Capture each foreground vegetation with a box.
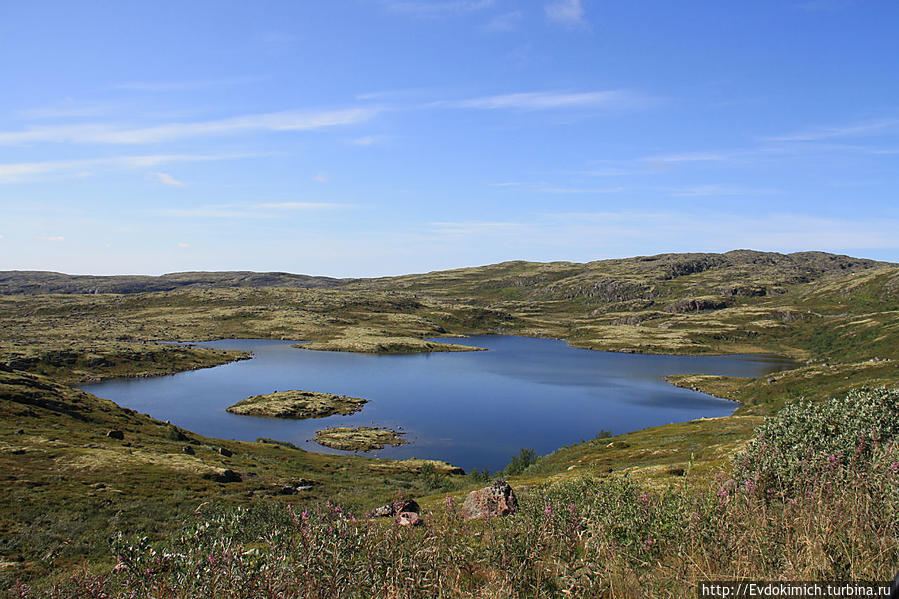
[2,250,899,595]
[11,388,898,598]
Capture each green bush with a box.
[734,386,899,494]
[505,447,538,476]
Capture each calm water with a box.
[79,336,794,472]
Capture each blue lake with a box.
[78,336,794,472]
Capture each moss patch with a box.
[314,427,409,452]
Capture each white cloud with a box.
[153,172,185,186]
[0,153,248,184]
[430,211,899,253]
[642,152,733,165]
[430,221,529,235]
[39,236,65,242]
[113,77,260,92]
[0,107,379,145]
[483,10,523,31]
[489,181,623,194]
[545,0,586,26]
[350,135,384,146]
[177,242,190,248]
[258,202,343,210]
[764,118,899,142]
[157,201,346,219]
[440,90,649,111]
[668,185,778,197]
[380,0,494,16]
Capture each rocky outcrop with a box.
[203,469,241,483]
[663,297,730,313]
[368,499,420,518]
[462,481,518,520]
[395,512,424,527]
[105,429,124,440]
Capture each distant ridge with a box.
[0,250,889,295]
[0,270,345,295]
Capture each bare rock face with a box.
[368,499,420,518]
[462,481,518,520]
[395,511,424,527]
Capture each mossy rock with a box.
[314,426,409,452]
[226,390,367,419]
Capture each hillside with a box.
[0,270,344,295]
[2,250,898,593]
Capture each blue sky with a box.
[1,0,897,276]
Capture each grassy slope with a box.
[2,250,899,586]
[0,369,464,585]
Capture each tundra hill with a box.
[0,270,344,295]
[2,250,899,590]
[346,250,885,301]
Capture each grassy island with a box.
[226,390,368,419]
[295,329,485,354]
[314,426,409,451]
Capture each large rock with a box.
[368,498,420,518]
[395,511,424,527]
[202,469,241,483]
[462,481,518,520]
[106,430,124,440]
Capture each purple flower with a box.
[717,488,729,500]
[890,461,899,474]
[544,506,552,516]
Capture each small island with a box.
[314,426,409,452]
[226,390,367,419]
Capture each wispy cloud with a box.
[38,236,65,242]
[153,172,185,186]
[438,90,651,111]
[483,10,523,32]
[545,0,586,27]
[430,221,529,235]
[113,77,260,92]
[177,242,190,249]
[157,201,347,219]
[350,135,383,146]
[380,0,494,17]
[668,184,778,197]
[0,153,248,184]
[642,152,733,165]
[489,181,623,194]
[764,118,899,142]
[258,201,343,210]
[0,107,379,145]
[430,211,899,252]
